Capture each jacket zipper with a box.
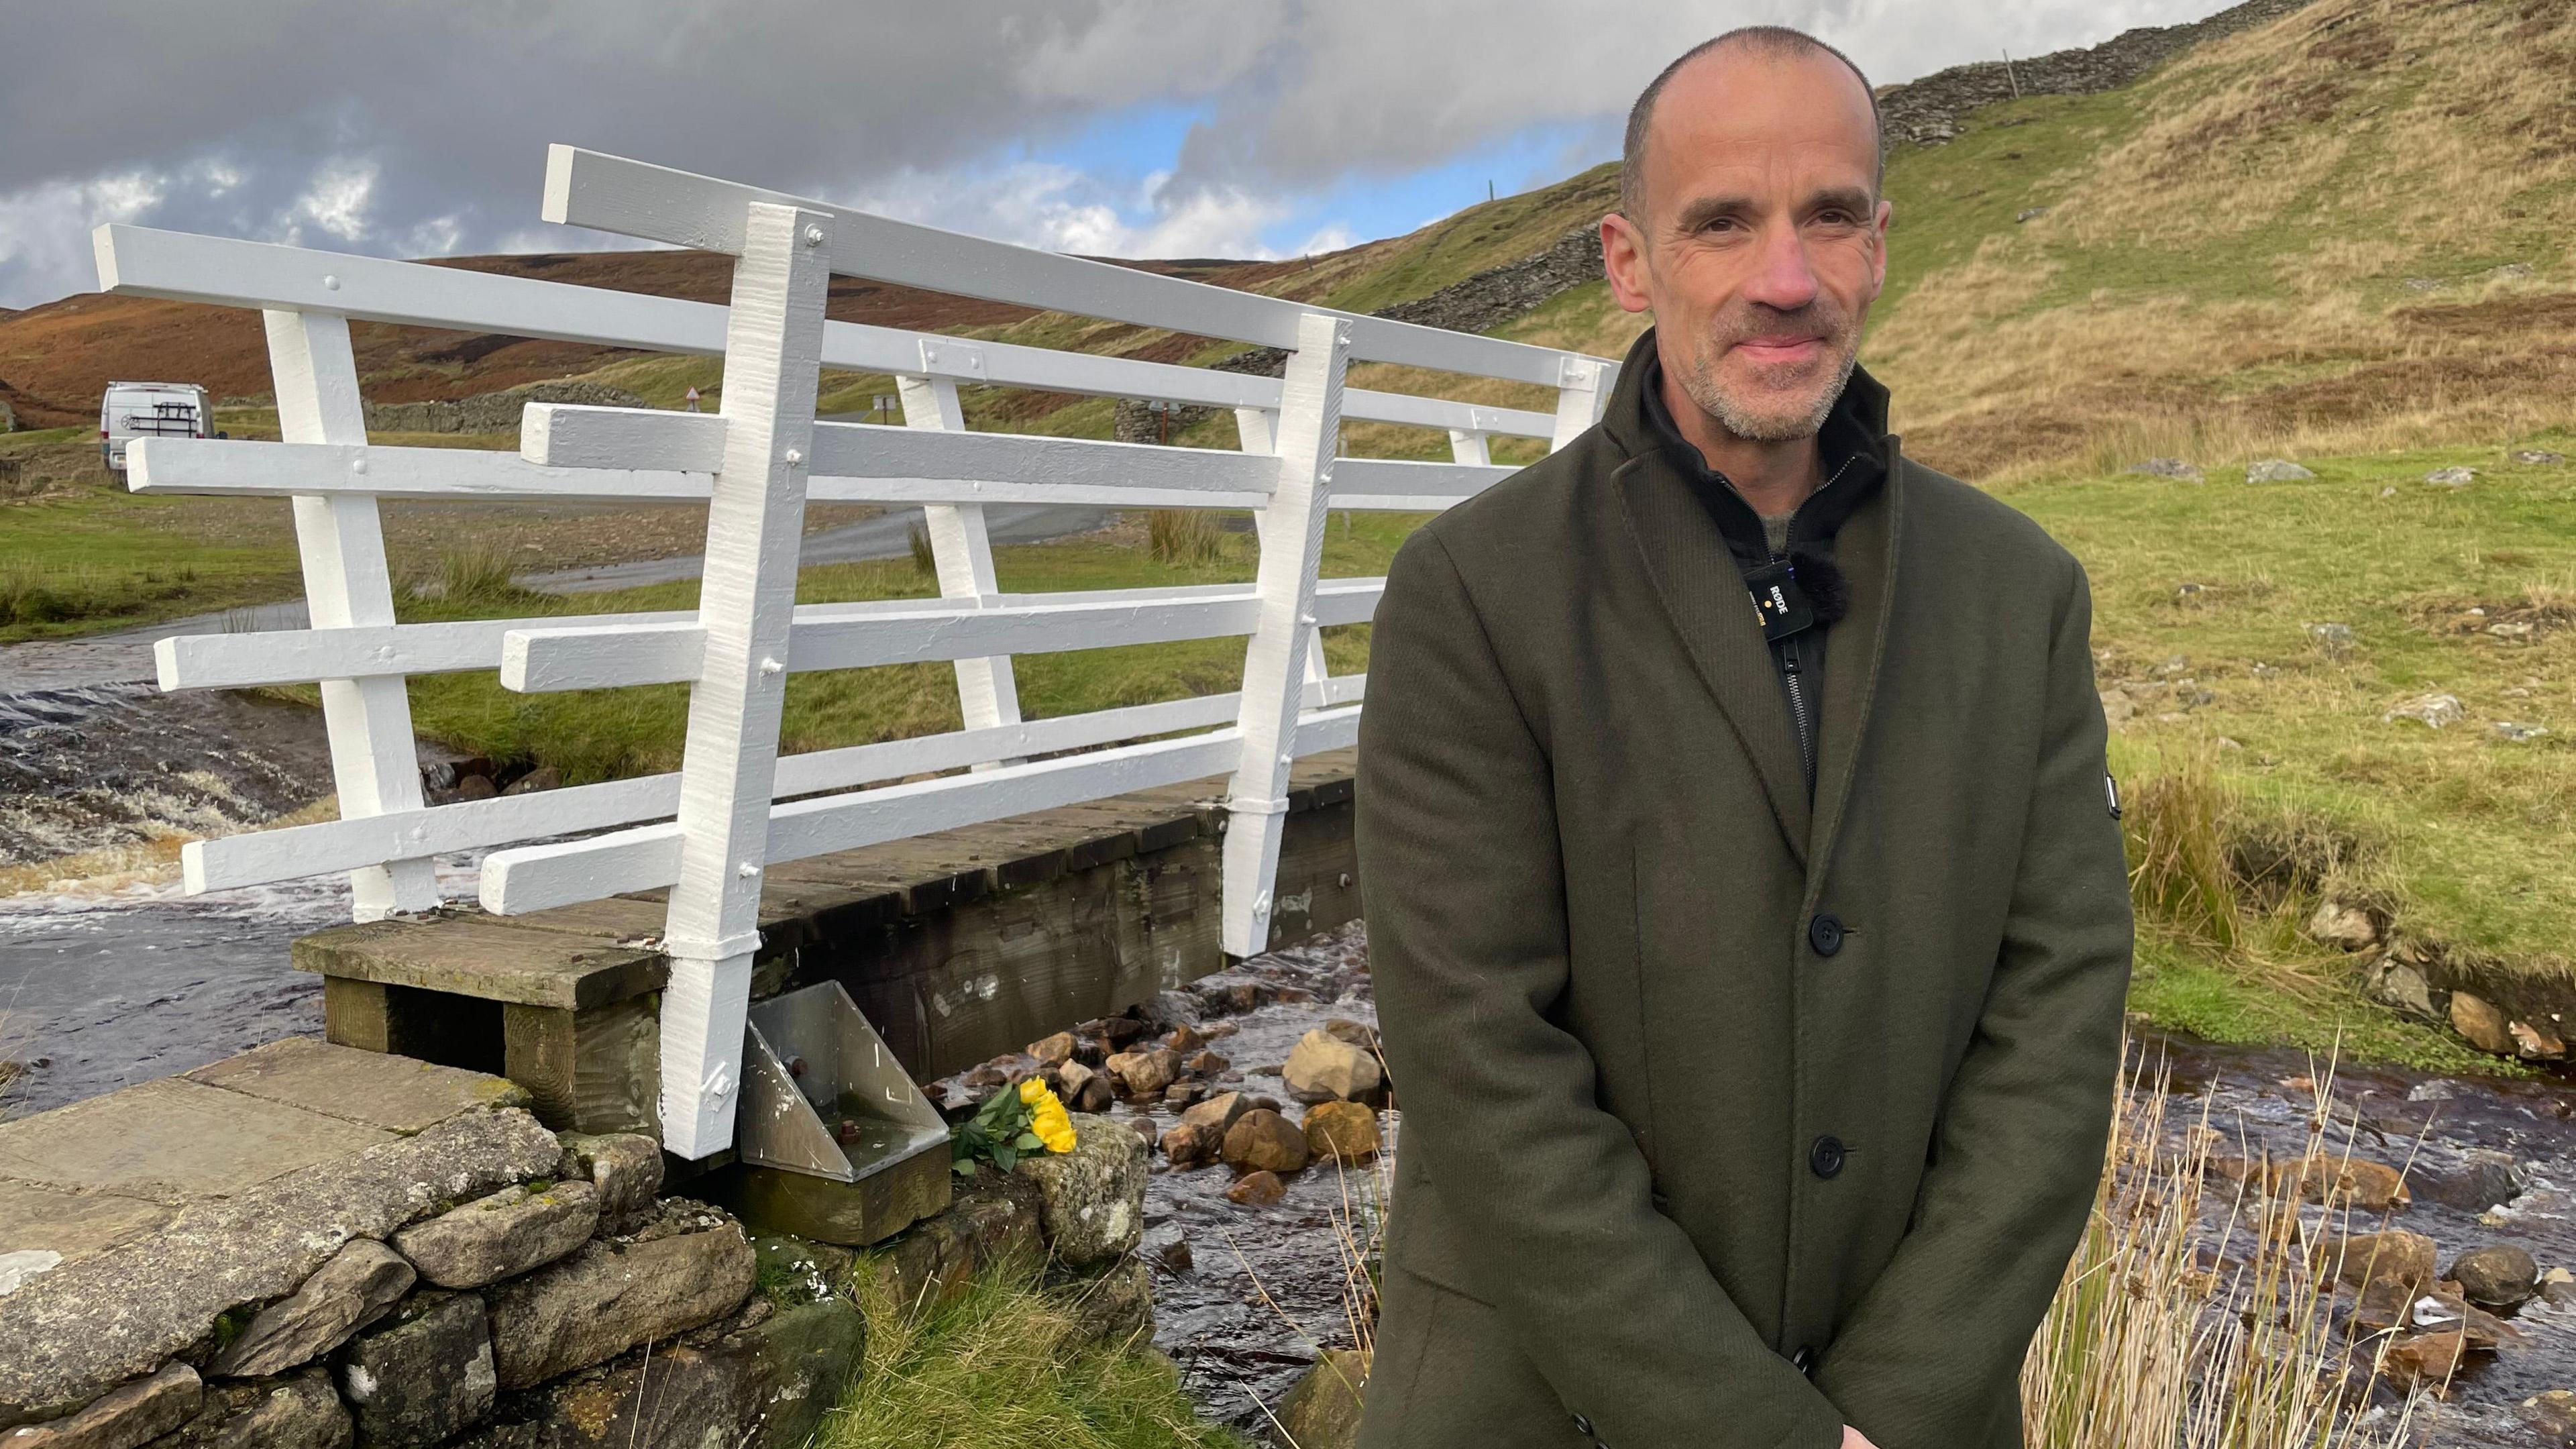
[1779,630,1815,795]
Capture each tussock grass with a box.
[1146,511,1230,568]
[820,1247,1250,1449]
[2023,1043,2429,1448]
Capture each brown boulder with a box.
[1302,1102,1381,1165]
[1028,1032,1077,1067]
[1186,1050,1230,1076]
[1282,1029,1381,1105]
[2449,1243,2539,1309]
[1166,1024,1205,1054]
[1179,1090,1252,1137]
[2324,1229,2438,1294]
[1227,1171,1287,1207]
[1222,1109,1309,1174]
[2450,991,2516,1055]
[2378,1330,2465,1395]
[1104,1049,1177,1099]
[1161,1122,1218,1171]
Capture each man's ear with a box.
[1602,211,1652,315]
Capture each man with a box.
[1351,26,2133,1449]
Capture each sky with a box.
[0,0,2237,311]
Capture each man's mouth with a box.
[1732,335,1825,364]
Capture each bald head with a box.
[1619,28,1883,223]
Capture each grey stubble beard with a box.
[1675,301,1862,443]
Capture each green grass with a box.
[2015,437,2576,983]
[0,486,301,640]
[822,1248,1251,1449]
[374,511,1413,783]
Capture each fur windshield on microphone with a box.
[1788,549,1849,625]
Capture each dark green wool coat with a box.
[1351,325,2134,1449]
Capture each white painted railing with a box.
[95,144,1617,1155]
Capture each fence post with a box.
[264,309,438,921]
[1220,314,1349,959]
[1236,405,1330,689]
[898,374,1024,770]
[658,201,833,1159]
[1550,356,1609,450]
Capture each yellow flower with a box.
[1032,1099,1076,1152]
[1018,1076,1049,1106]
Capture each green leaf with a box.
[1013,1130,1043,1151]
[994,1144,1019,1173]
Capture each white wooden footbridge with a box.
[94,145,1619,1158]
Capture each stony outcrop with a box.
[1874,0,2323,148]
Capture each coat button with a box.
[1570,1412,1594,1436]
[1788,1344,1815,1375]
[1807,912,1845,956]
[1810,1135,1846,1178]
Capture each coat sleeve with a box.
[1809,557,2135,1445]
[1356,527,1849,1449]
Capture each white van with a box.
[99,382,215,473]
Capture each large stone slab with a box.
[184,1038,530,1133]
[292,920,664,1012]
[0,1184,169,1269]
[0,1109,561,1428]
[0,1079,391,1202]
[484,1208,756,1389]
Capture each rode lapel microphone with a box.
[1743,551,1846,643]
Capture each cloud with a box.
[0,0,2241,307]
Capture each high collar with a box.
[1604,323,1892,562]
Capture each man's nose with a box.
[1742,219,1821,311]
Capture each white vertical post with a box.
[898,374,1023,770]
[1550,356,1609,450]
[1220,314,1350,959]
[264,309,438,921]
[1446,427,1491,467]
[1237,405,1329,688]
[659,201,833,1159]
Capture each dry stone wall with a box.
[0,1038,1156,1449]
[1876,0,2322,146]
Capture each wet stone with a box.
[2451,1244,2540,1310]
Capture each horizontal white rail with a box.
[500,576,1387,691]
[478,703,1361,915]
[182,676,1363,894]
[528,405,1279,499]
[543,147,1599,388]
[93,225,1566,438]
[126,434,1277,510]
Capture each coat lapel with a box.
[1803,443,1904,906]
[1614,449,1813,866]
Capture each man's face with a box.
[1603,48,1892,441]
